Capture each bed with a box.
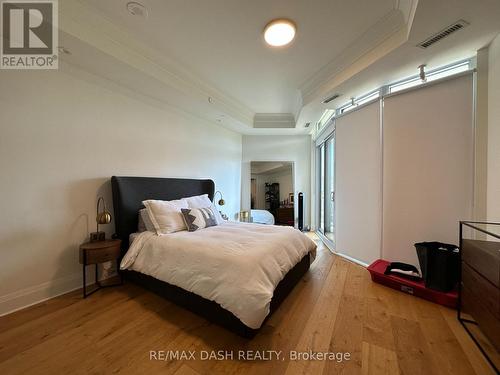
[111,176,315,337]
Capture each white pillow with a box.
[183,194,224,224]
[142,199,189,235]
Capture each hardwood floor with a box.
[0,236,496,375]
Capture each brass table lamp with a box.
[90,196,112,242]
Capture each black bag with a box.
[414,242,460,292]
[384,262,422,281]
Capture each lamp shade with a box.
[90,196,112,242]
[96,210,112,225]
[96,197,112,225]
[214,191,225,207]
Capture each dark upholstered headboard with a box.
[111,176,215,255]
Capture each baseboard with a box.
[335,252,369,268]
[315,230,369,268]
[0,272,82,317]
[0,267,117,317]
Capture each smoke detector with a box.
[127,2,148,18]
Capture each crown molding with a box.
[58,59,244,136]
[299,9,405,104]
[59,0,254,127]
[299,0,419,106]
[396,0,419,35]
[57,0,418,134]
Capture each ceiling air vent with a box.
[417,20,469,49]
[322,93,341,104]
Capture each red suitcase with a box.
[367,259,458,309]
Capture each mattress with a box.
[121,222,316,329]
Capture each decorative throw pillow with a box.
[183,194,224,224]
[137,208,155,232]
[142,199,189,235]
[181,207,218,232]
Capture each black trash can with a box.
[414,242,460,292]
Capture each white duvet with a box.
[121,222,316,329]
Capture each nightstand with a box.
[79,239,122,298]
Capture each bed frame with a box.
[111,176,311,337]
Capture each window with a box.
[355,91,380,106]
[389,60,471,94]
[338,90,380,114]
[311,59,473,136]
[388,77,422,94]
[338,102,355,114]
[426,61,470,82]
[316,109,335,132]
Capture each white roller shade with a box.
[382,73,474,267]
[336,101,382,265]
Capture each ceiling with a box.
[311,0,500,114]
[56,0,500,135]
[85,0,395,116]
[251,162,293,176]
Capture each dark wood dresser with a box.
[276,207,294,226]
[461,239,500,351]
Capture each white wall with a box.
[488,34,500,221]
[0,67,242,315]
[242,136,311,228]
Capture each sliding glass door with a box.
[319,144,325,234]
[317,132,335,247]
[324,136,335,243]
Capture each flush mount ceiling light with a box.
[264,19,296,47]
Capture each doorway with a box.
[250,161,295,226]
[317,133,335,245]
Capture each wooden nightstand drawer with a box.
[79,239,121,265]
[79,239,122,298]
[81,245,120,264]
